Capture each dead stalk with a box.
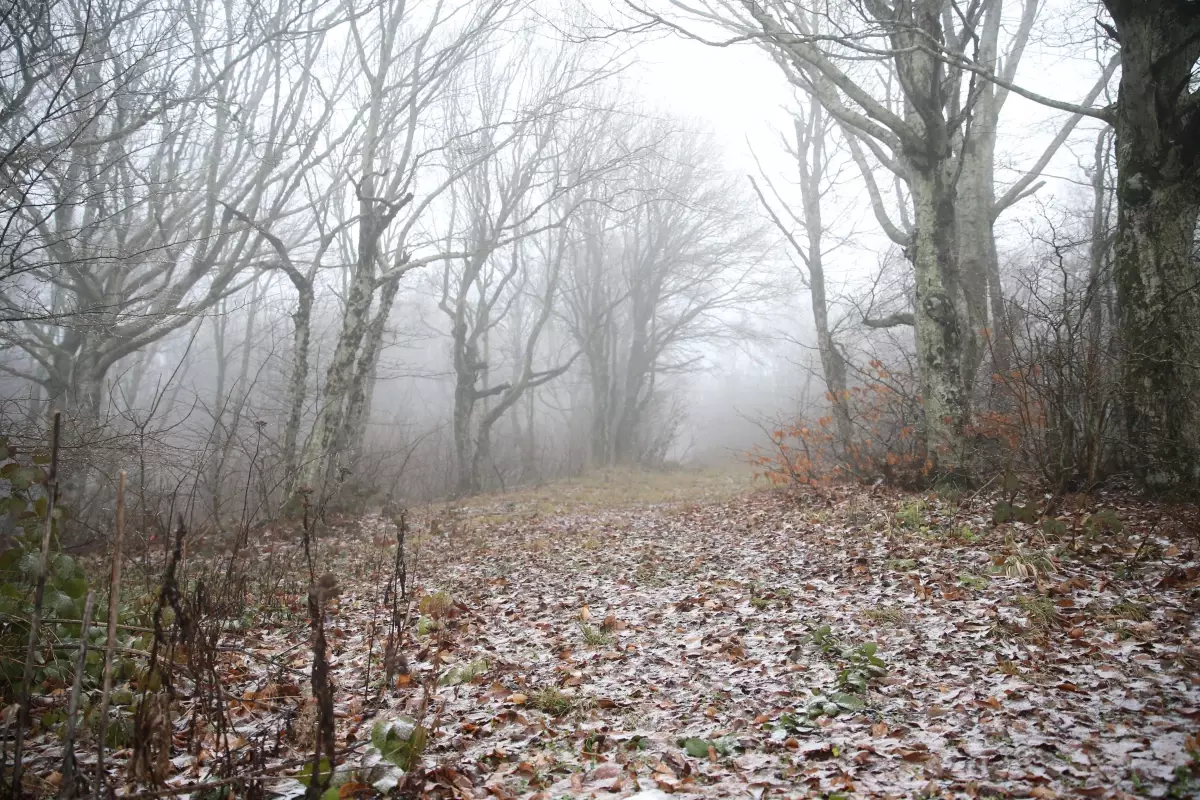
[383,511,408,691]
[94,471,126,800]
[61,591,97,799]
[304,582,336,800]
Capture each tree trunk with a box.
[1105,0,1200,491]
[341,275,401,460]
[792,110,853,451]
[909,162,970,476]
[305,248,375,489]
[956,134,995,388]
[283,284,314,482]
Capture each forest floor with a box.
[18,467,1200,799]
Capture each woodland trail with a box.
[25,471,1198,799]
[362,474,1200,799]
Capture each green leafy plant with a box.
[370,716,427,772]
[836,642,886,694]
[438,657,488,687]
[801,624,887,700]
[0,437,95,696]
[805,623,839,656]
[680,736,737,759]
[895,500,926,529]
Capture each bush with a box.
[748,360,929,487]
[0,435,96,697]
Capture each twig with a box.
[60,591,96,799]
[212,646,309,677]
[95,470,126,800]
[304,581,335,800]
[12,410,61,800]
[40,618,150,634]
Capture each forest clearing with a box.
[10,468,1199,800]
[3,0,1200,796]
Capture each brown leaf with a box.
[588,763,623,783]
[899,747,931,762]
[600,614,626,632]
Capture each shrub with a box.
[0,435,95,697]
[748,360,928,487]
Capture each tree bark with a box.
[341,274,401,460]
[909,160,970,476]
[283,283,314,481]
[1104,0,1200,490]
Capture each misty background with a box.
[0,0,1142,532]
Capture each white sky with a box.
[606,0,1114,284]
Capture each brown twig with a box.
[60,591,96,799]
[304,580,335,800]
[94,470,126,800]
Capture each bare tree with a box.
[301,0,520,493]
[0,0,342,429]
[750,94,853,450]
[564,122,769,466]
[632,0,1120,477]
[436,46,621,495]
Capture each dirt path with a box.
[395,481,1200,799]
[34,471,1193,799]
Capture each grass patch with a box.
[439,465,755,523]
[895,500,927,529]
[578,623,613,648]
[958,572,990,590]
[529,687,576,716]
[991,548,1056,580]
[1109,599,1150,621]
[948,525,983,544]
[1015,594,1058,630]
[863,605,904,624]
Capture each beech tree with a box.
[564,123,769,467]
[634,0,1118,477]
[1100,0,1200,490]
[750,95,853,450]
[0,0,340,426]
[300,0,518,492]
[436,47,607,495]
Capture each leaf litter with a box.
[17,475,1200,799]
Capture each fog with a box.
[3,0,1172,529]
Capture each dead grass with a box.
[436,464,755,523]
